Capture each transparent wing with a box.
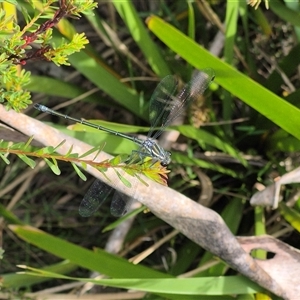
[150,68,215,140]
[79,180,112,217]
[110,192,132,217]
[80,176,138,218]
[148,75,178,135]
[110,175,139,217]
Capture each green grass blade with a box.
[224,1,239,64]
[112,0,171,77]
[171,152,238,178]
[17,267,265,296]
[187,1,195,40]
[50,32,145,119]
[9,225,172,279]
[270,0,300,27]
[266,129,300,152]
[27,76,102,103]
[222,0,239,132]
[0,203,24,225]
[147,16,300,140]
[2,261,77,288]
[279,202,300,232]
[67,50,142,117]
[252,7,272,37]
[253,206,267,260]
[174,125,247,166]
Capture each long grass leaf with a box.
[147,16,300,140]
[9,225,172,279]
[112,0,171,77]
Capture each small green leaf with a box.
[97,166,108,173]
[44,158,61,175]
[9,142,26,150]
[24,136,34,149]
[43,146,55,154]
[67,153,79,158]
[122,167,135,177]
[99,170,111,182]
[17,154,36,168]
[109,155,122,166]
[78,144,104,159]
[71,163,87,181]
[65,145,74,157]
[120,154,130,162]
[103,206,146,232]
[53,140,66,152]
[0,152,10,164]
[114,170,131,188]
[80,161,87,170]
[134,173,148,186]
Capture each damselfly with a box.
[34,68,215,217]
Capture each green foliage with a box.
[0,139,168,186]
[0,0,97,111]
[147,15,300,140]
[1,1,300,298]
[7,225,266,297]
[0,0,18,4]
[0,247,4,260]
[44,31,89,66]
[0,64,32,111]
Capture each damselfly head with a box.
[161,151,171,166]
